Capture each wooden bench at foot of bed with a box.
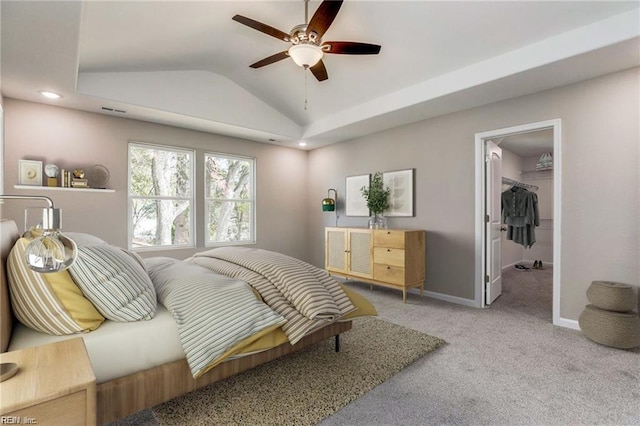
[97,320,352,425]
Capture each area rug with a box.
[152,317,445,425]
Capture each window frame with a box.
[127,141,196,251]
[204,151,256,247]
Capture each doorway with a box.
[474,119,564,326]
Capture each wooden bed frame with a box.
[0,220,352,424]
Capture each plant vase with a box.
[368,213,387,229]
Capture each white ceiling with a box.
[1,1,639,150]
[497,129,553,158]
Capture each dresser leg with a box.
[403,289,407,303]
[335,334,340,352]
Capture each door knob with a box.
[500,226,507,232]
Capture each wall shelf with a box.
[14,185,115,193]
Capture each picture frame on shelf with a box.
[18,160,43,186]
[383,168,415,217]
[345,174,370,216]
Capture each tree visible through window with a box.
[129,143,194,249]
[205,153,255,245]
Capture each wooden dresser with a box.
[325,227,425,302]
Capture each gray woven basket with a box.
[579,304,640,349]
[586,281,636,312]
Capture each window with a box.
[205,153,255,245]
[128,143,194,250]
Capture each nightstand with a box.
[0,338,96,426]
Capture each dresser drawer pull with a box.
[387,266,391,270]
[387,249,391,252]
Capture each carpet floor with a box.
[112,266,640,425]
[111,317,444,426]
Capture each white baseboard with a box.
[523,259,553,267]
[555,317,580,330]
[408,287,478,307]
[502,260,554,270]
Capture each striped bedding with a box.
[145,257,286,378]
[187,247,356,344]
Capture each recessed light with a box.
[38,91,62,100]
[298,141,307,147]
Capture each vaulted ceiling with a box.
[1,1,639,150]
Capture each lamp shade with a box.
[322,198,336,211]
[24,230,77,273]
[288,44,323,68]
[0,196,78,273]
[322,188,337,212]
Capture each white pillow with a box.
[69,245,157,322]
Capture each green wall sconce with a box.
[322,189,337,211]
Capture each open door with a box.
[485,140,502,304]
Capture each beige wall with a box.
[521,155,554,265]
[3,68,638,322]
[308,67,639,321]
[3,98,309,260]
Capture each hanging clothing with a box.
[501,186,539,248]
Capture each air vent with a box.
[101,107,127,114]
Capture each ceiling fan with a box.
[232,0,381,82]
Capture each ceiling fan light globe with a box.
[288,44,323,68]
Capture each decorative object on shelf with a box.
[361,171,390,229]
[345,174,370,217]
[89,164,110,189]
[536,152,553,170]
[383,168,415,217]
[60,169,73,187]
[322,188,337,211]
[44,163,60,187]
[70,169,88,188]
[18,159,43,186]
[0,194,77,273]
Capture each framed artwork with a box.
[345,174,370,216]
[383,168,415,217]
[18,159,43,186]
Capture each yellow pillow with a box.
[7,238,104,335]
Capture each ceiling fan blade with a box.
[307,0,343,39]
[232,15,290,42]
[310,60,328,82]
[250,51,290,68]
[322,41,381,55]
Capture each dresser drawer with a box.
[373,247,405,267]
[374,264,406,285]
[7,390,87,425]
[373,230,405,249]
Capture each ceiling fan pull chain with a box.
[304,68,309,110]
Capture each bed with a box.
[0,219,375,424]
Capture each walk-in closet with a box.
[495,129,554,321]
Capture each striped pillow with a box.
[69,245,157,322]
[7,238,105,335]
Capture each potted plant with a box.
[361,172,391,228]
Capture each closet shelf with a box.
[14,185,115,193]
